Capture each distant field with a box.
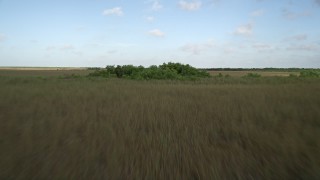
[0,67,87,71]
[0,67,300,77]
[208,70,299,77]
[0,68,92,77]
[0,71,319,179]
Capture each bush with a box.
[115,65,123,78]
[159,62,210,78]
[88,70,110,78]
[299,71,320,78]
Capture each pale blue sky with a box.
[0,0,319,68]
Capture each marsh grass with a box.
[0,75,320,179]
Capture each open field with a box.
[0,68,300,78]
[0,72,320,179]
[0,69,92,77]
[0,67,87,71]
[208,70,299,77]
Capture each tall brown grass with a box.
[0,76,319,179]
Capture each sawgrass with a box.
[0,75,319,179]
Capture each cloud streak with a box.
[146,16,155,22]
[282,9,310,20]
[181,40,214,55]
[286,44,318,51]
[150,0,163,11]
[233,23,253,37]
[60,44,74,51]
[148,29,165,37]
[252,43,271,49]
[179,0,202,11]
[285,34,308,41]
[102,7,123,16]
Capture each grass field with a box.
[0,68,92,77]
[0,70,320,179]
[208,70,299,77]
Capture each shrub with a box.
[115,65,124,78]
[88,70,110,78]
[299,71,320,78]
[88,62,210,80]
[159,62,210,78]
[105,65,115,74]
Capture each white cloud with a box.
[0,33,6,42]
[250,9,265,17]
[179,0,202,11]
[252,43,275,52]
[252,43,271,49]
[181,40,214,55]
[151,0,163,11]
[102,7,123,16]
[282,9,310,20]
[233,23,253,37]
[285,34,308,41]
[148,29,165,37]
[60,44,74,50]
[286,44,318,51]
[146,16,155,22]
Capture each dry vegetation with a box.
[208,70,299,77]
[0,69,92,77]
[0,71,320,179]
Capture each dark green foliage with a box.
[300,70,320,78]
[105,65,116,74]
[115,65,124,78]
[88,62,211,80]
[87,67,101,70]
[137,66,178,80]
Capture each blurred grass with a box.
[208,70,300,77]
[0,75,320,179]
[0,69,93,77]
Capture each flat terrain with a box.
[0,67,87,71]
[0,70,319,179]
[0,68,91,77]
[208,70,299,77]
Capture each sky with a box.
[0,0,320,68]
